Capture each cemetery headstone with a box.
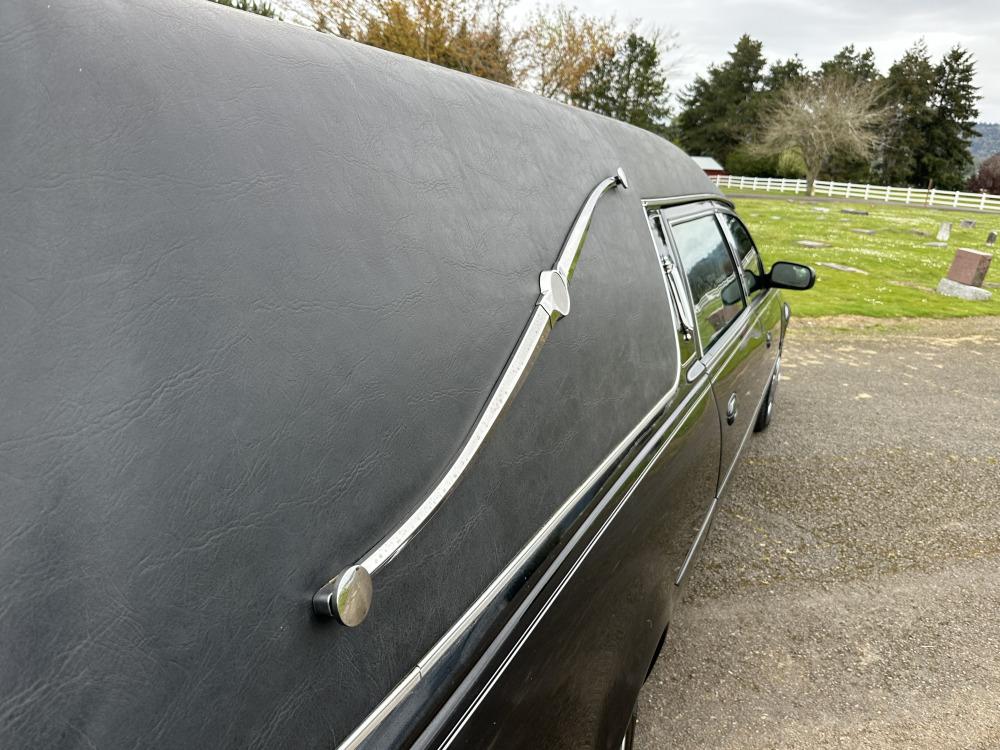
[946,248,993,287]
[937,278,992,301]
[988,231,997,247]
[841,209,869,216]
[960,219,977,229]
[936,222,952,242]
[816,262,868,275]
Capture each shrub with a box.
[967,153,1000,195]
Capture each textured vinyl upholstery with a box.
[0,1,720,746]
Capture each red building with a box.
[691,156,727,177]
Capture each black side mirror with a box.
[767,261,816,291]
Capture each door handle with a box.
[766,331,773,348]
[726,394,737,425]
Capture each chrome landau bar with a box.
[313,168,629,627]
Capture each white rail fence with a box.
[711,174,1000,213]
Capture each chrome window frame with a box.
[641,195,733,364]
[658,209,749,359]
[645,211,698,363]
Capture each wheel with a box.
[754,355,780,432]
[620,705,637,750]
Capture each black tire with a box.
[754,355,780,433]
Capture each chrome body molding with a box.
[314,170,629,626]
[675,495,718,585]
[440,375,712,748]
[336,669,421,750]
[334,375,686,750]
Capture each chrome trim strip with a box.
[333,381,682,750]
[359,171,627,574]
[336,668,421,750]
[641,193,734,210]
[314,171,628,625]
[359,306,551,576]
[675,495,718,585]
[440,377,712,748]
[332,179,700,746]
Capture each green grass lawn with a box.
[733,197,1000,318]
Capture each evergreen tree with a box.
[819,45,879,83]
[673,35,768,165]
[878,41,936,185]
[765,57,806,91]
[922,46,980,189]
[571,33,671,135]
[211,0,276,17]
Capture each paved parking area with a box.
[637,317,1000,750]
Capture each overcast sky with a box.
[572,0,999,121]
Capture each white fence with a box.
[711,174,1000,214]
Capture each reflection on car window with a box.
[671,215,746,351]
[723,214,765,301]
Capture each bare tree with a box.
[757,75,887,195]
[310,0,523,86]
[520,4,619,101]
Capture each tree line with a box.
[675,37,981,192]
[306,0,673,134]
[212,1,989,194]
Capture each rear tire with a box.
[754,356,780,433]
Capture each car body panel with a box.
[0,2,798,748]
[413,378,721,750]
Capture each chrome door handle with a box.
[313,169,630,626]
[686,359,706,383]
[726,394,737,425]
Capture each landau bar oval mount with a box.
[313,168,630,626]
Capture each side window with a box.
[722,214,765,302]
[671,215,746,351]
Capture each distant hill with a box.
[972,123,1000,162]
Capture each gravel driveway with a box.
[637,316,1000,750]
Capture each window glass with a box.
[671,215,746,351]
[722,214,765,301]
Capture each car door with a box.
[408,205,723,750]
[666,209,769,493]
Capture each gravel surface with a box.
[637,316,1000,750]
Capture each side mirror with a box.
[767,261,816,291]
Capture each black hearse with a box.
[0,1,814,748]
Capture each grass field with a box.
[732,196,1000,318]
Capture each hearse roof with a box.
[2,1,720,742]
